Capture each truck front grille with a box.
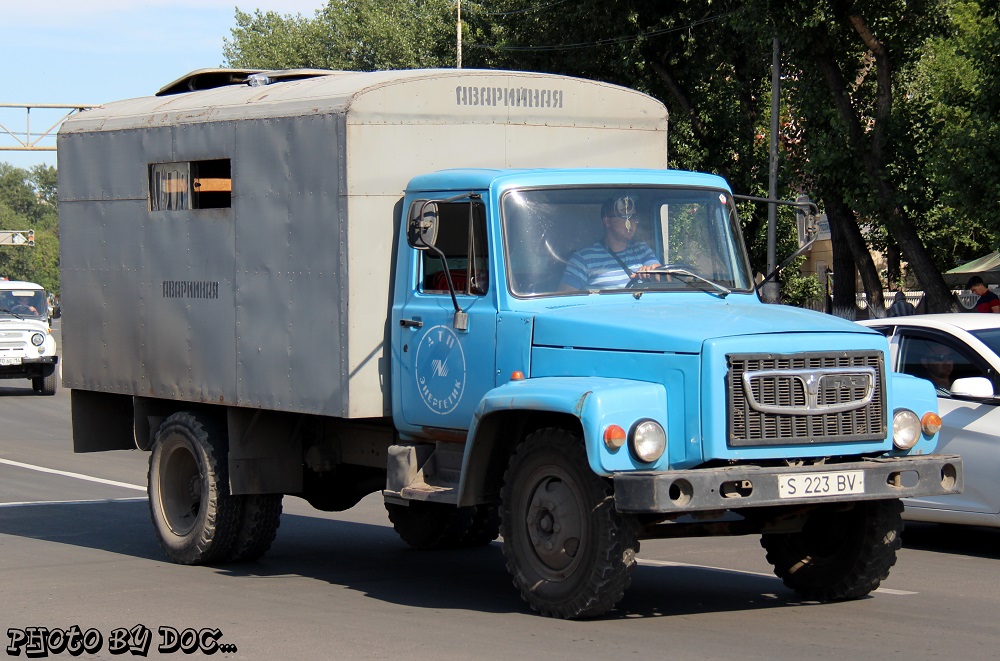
[727,351,886,446]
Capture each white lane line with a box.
[0,458,146,492]
[638,558,918,595]
[0,497,147,508]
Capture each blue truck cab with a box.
[387,167,960,617]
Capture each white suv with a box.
[0,281,59,395]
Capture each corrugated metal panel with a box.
[234,113,347,416]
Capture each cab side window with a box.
[897,335,985,396]
[418,201,489,296]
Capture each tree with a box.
[224,1,458,71]
[769,0,962,312]
[0,163,60,293]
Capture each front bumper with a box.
[0,355,58,379]
[613,454,962,513]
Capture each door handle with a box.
[399,318,423,329]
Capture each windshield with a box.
[0,289,48,320]
[970,328,1000,360]
[501,186,753,296]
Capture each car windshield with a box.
[501,186,753,297]
[0,290,48,320]
[969,328,1000,360]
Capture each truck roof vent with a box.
[156,68,337,97]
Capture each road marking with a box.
[0,497,146,508]
[0,458,146,492]
[637,558,918,595]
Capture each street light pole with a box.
[763,37,781,303]
[457,0,462,69]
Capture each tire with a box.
[500,428,639,619]
[462,503,501,548]
[228,494,283,562]
[760,499,903,601]
[34,365,56,395]
[386,501,476,550]
[147,412,242,565]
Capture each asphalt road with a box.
[1,361,998,659]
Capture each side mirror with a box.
[407,201,439,250]
[950,376,994,399]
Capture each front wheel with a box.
[760,499,903,601]
[147,412,242,564]
[501,428,639,619]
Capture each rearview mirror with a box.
[407,201,439,250]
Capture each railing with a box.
[799,291,977,316]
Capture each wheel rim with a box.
[521,466,586,579]
[158,440,203,536]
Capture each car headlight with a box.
[629,419,666,463]
[30,333,45,347]
[892,409,921,450]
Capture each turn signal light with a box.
[603,424,626,450]
[921,412,942,436]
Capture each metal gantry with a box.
[0,104,93,151]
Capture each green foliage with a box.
[780,257,823,306]
[224,1,458,70]
[0,163,59,294]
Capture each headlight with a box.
[30,333,44,346]
[629,419,666,463]
[892,409,921,450]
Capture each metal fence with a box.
[799,291,977,317]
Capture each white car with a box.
[859,313,1000,527]
[0,280,59,395]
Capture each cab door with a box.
[395,197,497,431]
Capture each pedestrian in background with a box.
[967,276,1000,313]
[888,290,916,317]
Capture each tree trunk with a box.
[825,194,885,318]
[811,13,958,313]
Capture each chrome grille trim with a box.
[742,366,876,415]
[728,351,887,447]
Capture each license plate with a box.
[0,357,21,366]
[778,470,865,499]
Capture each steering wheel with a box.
[9,304,35,315]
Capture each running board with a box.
[383,443,461,505]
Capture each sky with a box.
[1,0,326,170]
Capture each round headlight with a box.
[892,409,921,450]
[629,419,666,463]
[30,333,45,347]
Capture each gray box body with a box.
[58,69,669,419]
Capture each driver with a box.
[3,293,40,315]
[559,196,662,290]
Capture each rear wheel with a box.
[228,494,283,562]
[147,412,241,564]
[501,428,639,619]
[760,499,903,601]
[386,501,489,549]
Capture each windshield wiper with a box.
[632,267,732,297]
[0,307,24,320]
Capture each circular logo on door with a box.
[414,325,466,415]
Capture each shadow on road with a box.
[902,521,1000,560]
[0,499,837,620]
